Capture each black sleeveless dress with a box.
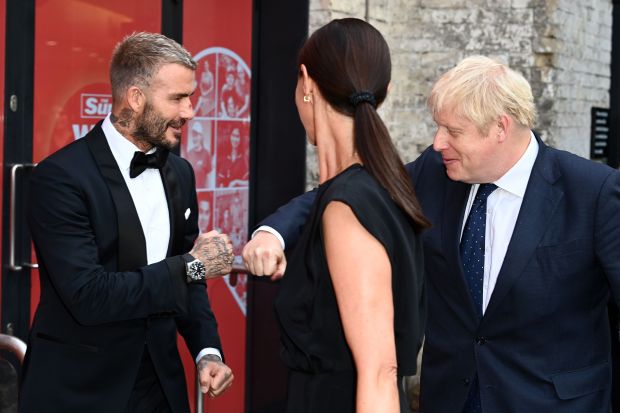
[275,164,426,412]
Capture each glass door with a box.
[30,0,161,322]
[1,2,254,410]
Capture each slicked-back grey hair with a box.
[110,32,196,104]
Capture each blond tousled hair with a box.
[428,55,536,133]
[110,32,196,104]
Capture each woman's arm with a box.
[323,201,399,413]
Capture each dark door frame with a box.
[162,0,183,45]
[162,0,183,157]
[246,1,309,412]
[1,0,35,347]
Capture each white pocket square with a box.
[184,208,191,220]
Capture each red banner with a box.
[183,1,253,412]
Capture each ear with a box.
[126,86,145,113]
[299,64,313,96]
[496,114,511,143]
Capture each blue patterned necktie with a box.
[460,183,497,413]
[460,183,497,317]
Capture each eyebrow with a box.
[435,120,463,133]
[170,90,195,99]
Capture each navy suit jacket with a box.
[20,123,222,413]
[262,137,620,412]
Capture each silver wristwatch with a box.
[183,254,206,283]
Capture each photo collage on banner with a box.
[182,47,250,313]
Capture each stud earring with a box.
[303,94,312,103]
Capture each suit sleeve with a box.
[174,159,223,357]
[28,159,188,326]
[405,144,432,187]
[258,189,318,250]
[595,169,620,305]
[261,146,431,252]
[175,281,223,359]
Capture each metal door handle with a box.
[0,333,27,364]
[195,374,203,413]
[9,163,38,271]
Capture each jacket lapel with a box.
[84,122,148,270]
[442,178,481,318]
[160,161,184,257]
[484,139,563,318]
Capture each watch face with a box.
[188,260,206,280]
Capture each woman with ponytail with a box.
[272,18,429,412]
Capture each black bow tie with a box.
[129,149,169,178]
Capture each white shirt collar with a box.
[493,131,539,198]
[102,114,156,175]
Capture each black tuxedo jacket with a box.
[262,137,620,412]
[19,123,221,413]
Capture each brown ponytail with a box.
[299,18,429,231]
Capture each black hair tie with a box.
[349,91,376,108]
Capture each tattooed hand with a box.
[197,354,234,397]
[190,230,234,278]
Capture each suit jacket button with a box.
[463,378,470,386]
[476,336,487,345]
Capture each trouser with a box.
[125,347,172,413]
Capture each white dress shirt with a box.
[102,115,170,264]
[460,132,539,314]
[102,114,220,363]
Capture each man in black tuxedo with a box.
[243,56,620,412]
[20,32,234,412]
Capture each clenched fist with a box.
[242,231,286,280]
[190,230,234,278]
[197,354,234,398]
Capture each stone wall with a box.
[539,0,612,154]
[305,0,613,188]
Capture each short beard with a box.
[133,102,185,150]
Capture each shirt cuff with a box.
[195,347,222,364]
[252,225,285,250]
